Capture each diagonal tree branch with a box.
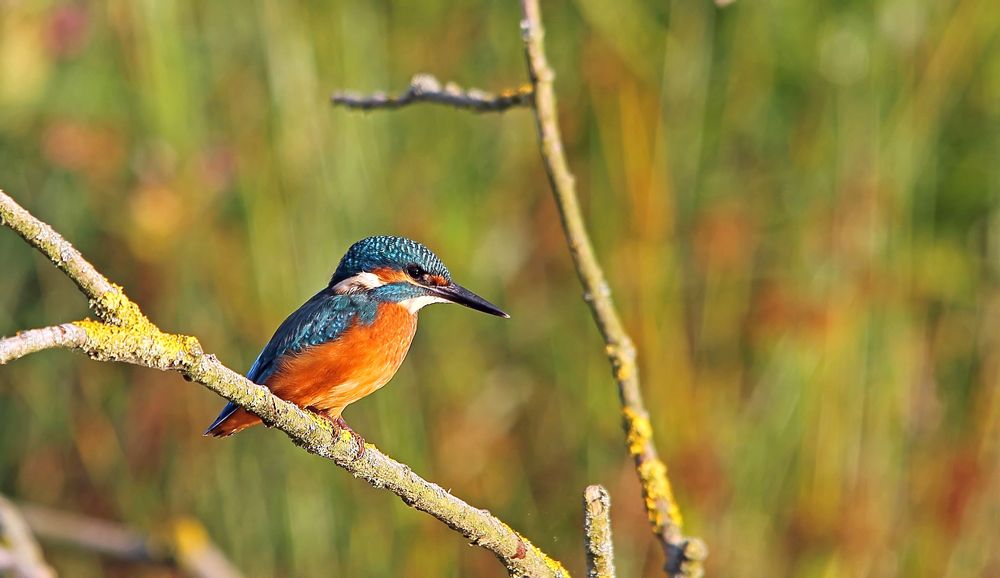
[0,189,568,578]
[0,194,113,308]
[331,74,532,112]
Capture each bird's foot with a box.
[332,416,366,459]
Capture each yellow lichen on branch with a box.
[542,549,571,576]
[605,342,635,382]
[0,189,570,578]
[583,485,616,578]
[637,459,682,532]
[623,407,653,457]
[624,407,684,532]
[71,318,202,370]
[89,284,156,328]
[518,1,703,574]
[333,4,707,573]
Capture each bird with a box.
[203,235,508,453]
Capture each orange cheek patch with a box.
[372,267,410,284]
[426,274,448,286]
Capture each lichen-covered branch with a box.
[583,486,616,578]
[0,190,568,578]
[0,496,55,578]
[0,324,88,365]
[517,2,705,575]
[0,193,113,309]
[17,503,243,578]
[332,74,532,112]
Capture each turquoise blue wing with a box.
[204,289,377,434]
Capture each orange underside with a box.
[211,302,417,436]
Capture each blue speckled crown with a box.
[330,236,450,285]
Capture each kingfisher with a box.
[204,235,508,450]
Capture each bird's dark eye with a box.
[406,265,424,280]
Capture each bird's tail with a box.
[203,401,262,437]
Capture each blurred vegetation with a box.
[1,0,998,576]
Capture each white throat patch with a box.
[398,294,449,314]
[332,272,385,294]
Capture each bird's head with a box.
[329,235,508,318]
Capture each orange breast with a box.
[265,303,418,417]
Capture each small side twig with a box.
[583,486,616,578]
[0,496,56,578]
[18,504,242,578]
[0,325,88,365]
[332,74,532,112]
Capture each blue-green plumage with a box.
[204,235,507,438]
[331,236,450,286]
[205,289,376,433]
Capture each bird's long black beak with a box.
[433,282,509,318]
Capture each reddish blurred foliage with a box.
[197,146,237,195]
[42,120,126,184]
[128,183,183,242]
[17,446,68,503]
[123,381,172,476]
[835,485,886,559]
[45,4,90,59]
[939,448,983,533]
[784,498,836,559]
[693,203,757,274]
[750,283,831,341]
[672,443,728,514]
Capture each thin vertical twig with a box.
[518,2,706,575]
[329,5,708,574]
[583,486,616,578]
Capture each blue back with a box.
[207,289,379,432]
[206,236,446,433]
[246,290,377,384]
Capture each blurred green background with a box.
[1,0,998,576]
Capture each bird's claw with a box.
[333,416,366,459]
